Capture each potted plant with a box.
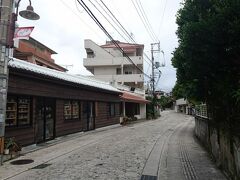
[4,138,21,154]
[4,138,12,154]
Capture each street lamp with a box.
[16,0,40,20]
[0,0,39,165]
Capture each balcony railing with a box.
[83,56,143,67]
[195,104,208,118]
[92,74,144,83]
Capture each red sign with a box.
[14,26,34,39]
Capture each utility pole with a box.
[0,0,39,164]
[151,42,160,118]
[0,0,13,164]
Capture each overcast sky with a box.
[18,0,183,92]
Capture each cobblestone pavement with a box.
[0,111,226,180]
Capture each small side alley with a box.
[0,111,226,180]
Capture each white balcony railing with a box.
[92,74,144,83]
[83,56,143,67]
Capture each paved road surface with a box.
[0,111,226,180]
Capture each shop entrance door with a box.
[82,101,95,131]
[36,98,55,143]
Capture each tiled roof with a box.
[8,58,120,93]
[101,41,144,49]
[120,91,149,104]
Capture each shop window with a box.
[6,96,31,127]
[64,100,80,120]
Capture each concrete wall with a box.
[176,98,187,105]
[140,104,146,119]
[94,66,117,75]
[92,74,144,83]
[84,39,113,59]
[195,116,240,179]
[83,39,144,87]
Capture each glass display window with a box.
[6,96,31,127]
[72,101,79,119]
[64,100,80,120]
[18,97,30,125]
[6,97,17,126]
[64,101,72,120]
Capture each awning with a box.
[120,91,150,104]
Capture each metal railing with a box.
[195,104,208,118]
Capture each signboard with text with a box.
[14,26,34,39]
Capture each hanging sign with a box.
[14,26,34,39]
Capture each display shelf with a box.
[6,100,17,126]
[18,98,30,125]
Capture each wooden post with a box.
[0,137,4,165]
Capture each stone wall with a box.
[195,116,240,179]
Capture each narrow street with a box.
[0,111,226,180]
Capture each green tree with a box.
[158,96,173,109]
[172,0,240,128]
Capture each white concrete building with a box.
[175,98,193,115]
[113,83,148,119]
[83,39,144,89]
[83,40,148,119]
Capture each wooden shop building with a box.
[5,58,121,146]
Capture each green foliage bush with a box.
[172,0,240,129]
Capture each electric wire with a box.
[135,0,159,42]
[94,0,131,42]
[99,0,135,42]
[131,0,156,42]
[97,0,156,71]
[98,0,163,87]
[79,0,159,80]
[158,0,168,37]
[74,0,84,13]
[89,0,153,79]
[59,0,105,41]
[87,0,129,43]
[76,0,151,79]
[130,0,162,79]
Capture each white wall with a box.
[84,56,143,67]
[84,39,113,59]
[105,48,122,57]
[140,104,146,119]
[93,74,144,83]
[176,98,187,105]
[94,66,117,75]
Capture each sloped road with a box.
[156,115,226,180]
[0,111,226,180]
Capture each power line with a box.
[135,0,159,42]
[88,0,150,67]
[76,0,151,79]
[158,0,168,37]
[98,0,134,42]
[59,0,105,41]
[97,0,156,71]
[88,0,153,78]
[80,0,160,80]
[97,0,164,86]
[87,0,128,43]
[131,0,156,42]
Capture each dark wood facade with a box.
[5,68,121,146]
